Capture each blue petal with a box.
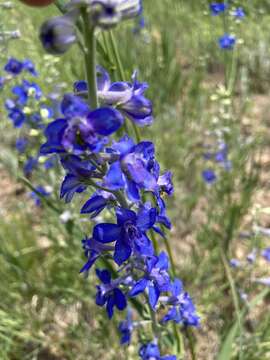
[171,278,183,297]
[156,251,169,271]
[104,161,125,190]
[40,119,67,154]
[114,288,127,311]
[60,174,86,203]
[136,205,157,232]
[79,252,99,273]
[61,93,90,118]
[113,238,132,265]
[116,207,137,226]
[126,179,140,202]
[96,269,111,284]
[129,278,148,297]
[81,195,108,216]
[148,283,160,310]
[88,107,124,136]
[93,223,121,243]
[106,296,115,319]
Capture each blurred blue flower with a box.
[139,342,176,360]
[202,169,217,184]
[219,34,236,50]
[262,248,270,262]
[15,137,28,153]
[210,2,228,16]
[233,7,245,19]
[95,269,127,318]
[30,185,51,207]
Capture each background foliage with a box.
[1,0,270,359]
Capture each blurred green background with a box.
[1,0,270,359]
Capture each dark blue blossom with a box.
[40,94,124,155]
[23,156,38,176]
[60,174,87,203]
[104,136,158,201]
[139,342,176,360]
[75,67,153,127]
[210,2,228,16]
[262,248,270,262]
[129,251,171,310]
[15,137,28,153]
[93,205,156,265]
[162,279,200,327]
[118,308,133,345]
[40,15,77,55]
[80,237,114,274]
[219,34,236,50]
[23,59,38,76]
[233,7,245,19]
[202,169,216,184]
[8,108,25,127]
[4,58,24,75]
[95,269,127,318]
[81,190,115,218]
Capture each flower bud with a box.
[40,16,77,55]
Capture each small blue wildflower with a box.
[95,269,127,319]
[4,58,24,75]
[81,190,115,218]
[29,185,51,207]
[219,34,236,50]
[233,7,245,19]
[40,15,77,55]
[247,248,257,264]
[230,258,240,268]
[210,2,228,16]
[118,308,133,345]
[262,248,270,262]
[93,205,155,265]
[129,251,171,310]
[23,156,38,176]
[75,67,153,127]
[8,108,25,128]
[23,59,38,76]
[139,342,176,360]
[15,137,28,153]
[162,279,200,327]
[80,237,114,274]
[202,169,217,184]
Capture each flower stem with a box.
[81,8,98,109]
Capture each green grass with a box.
[1,0,270,359]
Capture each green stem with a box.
[81,8,98,109]
[220,249,243,360]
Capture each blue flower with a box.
[230,258,240,268]
[40,94,124,155]
[75,67,153,127]
[118,308,133,345]
[80,237,114,274]
[104,136,158,201]
[262,248,270,262]
[93,205,156,265]
[139,342,176,360]
[15,137,28,153]
[162,279,200,327]
[60,174,87,203]
[4,58,24,75]
[29,185,51,207]
[23,156,38,175]
[95,269,127,318]
[129,251,171,310]
[67,0,142,29]
[81,190,115,218]
[210,2,228,16]
[219,34,236,50]
[8,108,25,127]
[202,169,217,184]
[23,59,38,76]
[233,7,245,19]
[40,15,77,55]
